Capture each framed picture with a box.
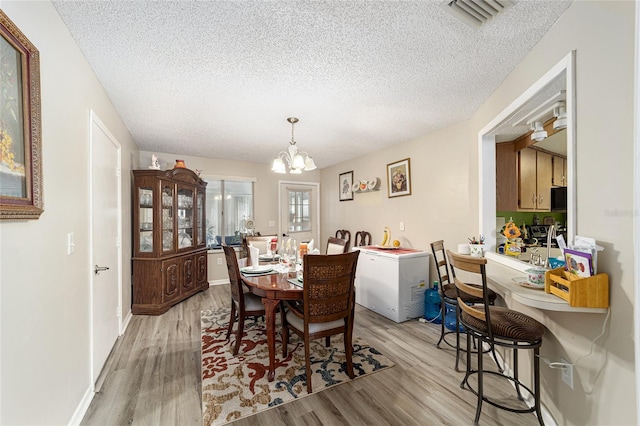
[339,171,354,201]
[564,249,593,278]
[387,158,411,198]
[0,11,43,220]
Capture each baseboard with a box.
[67,385,94,426]
[121,309,132,334]
[209,279,230,286]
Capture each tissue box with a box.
[544,268,609,308]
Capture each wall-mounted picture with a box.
[339,171,354,201]
[387,158,411,198]
[0,11,43,219]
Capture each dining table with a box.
[240,268,303,381]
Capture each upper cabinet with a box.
[496,143,564,212]
[552,155,567,187]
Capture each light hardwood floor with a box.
[81,285,541,425]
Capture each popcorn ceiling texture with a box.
[52,0,572,168]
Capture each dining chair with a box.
[430,240,498,371]
[354,231,372,247]
[222,244,268,355]
[282,251,360,393]
[245,235,278,265]
[447,250,545,426]
[334,230,351,251]
[326,237,348,254]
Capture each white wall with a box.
[0,2,139,424]
[321,1,636,424]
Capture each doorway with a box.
[89,110,122,386]
[279,181,320,250]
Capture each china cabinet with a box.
[132,168,208,315]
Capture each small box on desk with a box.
[544,268,609,308]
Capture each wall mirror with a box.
[478,52,576,272]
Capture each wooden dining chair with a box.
[282,251,360,393]
[447,250,545,426]
[222,244,267,355]
[354,231,372,247]
[326,237,348,254]
[245,235,278,265]
[334,230,351,251]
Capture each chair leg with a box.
[474,337,484,426]
[226,302,236,340]
[436,300,446,348]
[304,333,312,393]
[513,344,524,400]
[455,305,461,371]
[325,336,330,347]
[344,319,355,379]
[233,315,244,356]
[282,313,289,357]
[461,331,472,388]
[534,346,544,426]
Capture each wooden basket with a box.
[544,268,609,308]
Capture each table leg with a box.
[262,298,280,381]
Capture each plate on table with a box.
[512,277,545,289]
[259,254,280,261]
[374,245,398,250]
[241,265,273,274]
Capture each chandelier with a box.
[271,117,317,174]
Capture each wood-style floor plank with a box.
[81,285,540,425]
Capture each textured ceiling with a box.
[51,0,572,169]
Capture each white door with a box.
[279,181,320,250]
[90,111,122,385]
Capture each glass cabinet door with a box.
[161,182,174,253]
[196,189,205,246]
[177,185,194,250]
[138,187,154,252]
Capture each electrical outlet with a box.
[217,258,222,265]
[67,232,75,255]
[561,358,574,389]
[399,222,405,231]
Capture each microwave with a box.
[551,186,567,211]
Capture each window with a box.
[204,179,254,247]
[288,189,310,232]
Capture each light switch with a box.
[399,222,405,231]
[268,220,275,227]
[67,232,75,255]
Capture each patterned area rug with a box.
[201,308,394,426]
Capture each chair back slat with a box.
[334,230,351,250]
[430,240,452,286]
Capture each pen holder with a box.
[469,244,486,257]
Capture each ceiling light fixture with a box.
[553,102,567,130]
[530,121,548,142]
[271,117,317,174]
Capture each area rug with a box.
[201,307,394,426]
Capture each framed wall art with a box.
[339,171,354,201]
[1,11,43,220]
[387,158,411,198]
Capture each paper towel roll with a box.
[458,243,470,254]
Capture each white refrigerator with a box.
[354,247,430,323]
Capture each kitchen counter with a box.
[485,259,607,314]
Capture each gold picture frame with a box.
[386,158,411,198]
[1,10,43,220]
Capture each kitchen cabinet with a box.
[519,148,552,211]
[354,247,429,323]
[552,155,567,187]
[132,168,208,315]
[496,144,553,212]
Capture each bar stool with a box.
[430,240,498,371]
[447,250,545,426]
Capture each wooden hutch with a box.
[132,168,208,315]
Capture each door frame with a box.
[89,110,123,386]
[278,180,320,247]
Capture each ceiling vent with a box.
[441,0,514,28]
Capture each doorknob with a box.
[94,265,110,275]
